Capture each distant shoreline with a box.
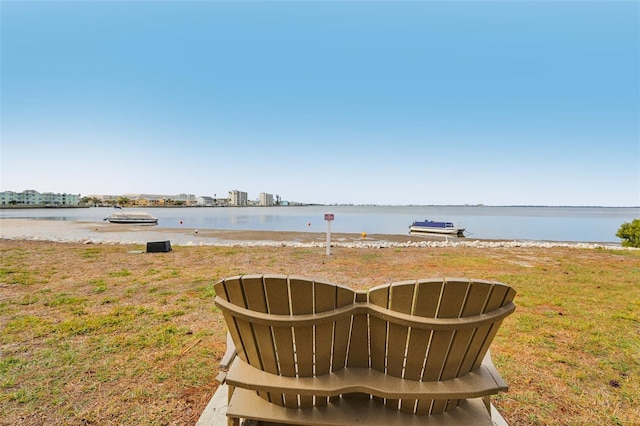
[1,204,638,209]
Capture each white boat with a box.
[410,220,465,236]
[104,211,158,225]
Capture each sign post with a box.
[324,213,334,255]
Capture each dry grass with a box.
[1,240,639,425]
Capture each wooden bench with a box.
[214,274,516,425]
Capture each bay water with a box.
[1,205,638,243]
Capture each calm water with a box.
[1,205,638,243]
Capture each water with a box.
[2,205,638,243]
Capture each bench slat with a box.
[314,282,333,406]
[420,280,469,414]
[385,282,415,410]
[440,280,493,410]
[225,353,506,399]
[262,275,296,407]
[290,276,314,407]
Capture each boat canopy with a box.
[412,220,456,228]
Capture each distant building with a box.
[121,193,197,206]
[0,190,80,206]
[88,193,197,206]
[87,194,123,205]
[196,196,214,206]
[228,190,248,206]
[175,193,197,204]
[259,192,274,206]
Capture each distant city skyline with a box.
[2,1,638,207]
[2,188,638,208]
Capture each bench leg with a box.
[483,395,492,417]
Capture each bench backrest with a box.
[214,274,516,412]
[367,278,516,414]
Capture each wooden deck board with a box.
[227,388,495,426]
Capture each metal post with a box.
[324,212,334,256]
[326,219,331,256]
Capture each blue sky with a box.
[1,1,638,206]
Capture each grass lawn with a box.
[1,240,638,425]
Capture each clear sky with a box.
[1,1,638,206]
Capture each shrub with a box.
[616,219,640,248]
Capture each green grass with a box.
[1,240,638,425]
[108,268,131,277]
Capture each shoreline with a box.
[0,218,631,250]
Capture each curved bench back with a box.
[214,274,356,407]
[368,278,516,414]
[214,275,516,412]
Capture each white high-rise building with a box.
[259,192,274,206]
[228,190,248,206]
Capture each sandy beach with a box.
[0,218,629,250]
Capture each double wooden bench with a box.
[214,274,516,425]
